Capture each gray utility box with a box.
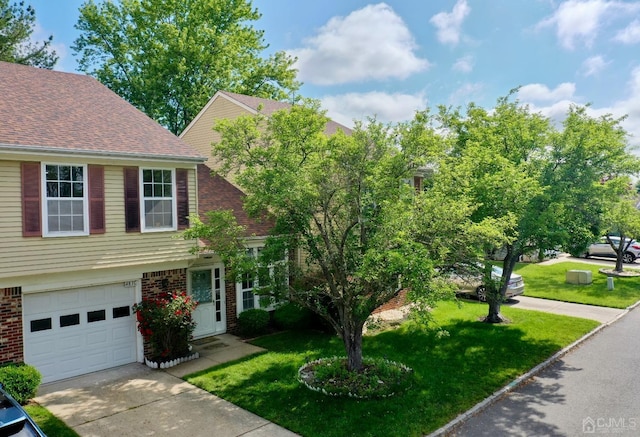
[566,270,593,285]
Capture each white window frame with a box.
[139,168,177,232]
[41,163,89,237]
[235,245,287,315]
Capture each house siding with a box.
[0,160,199,283]
[180,97,252,166]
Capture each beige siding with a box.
[181,97,253,166]
[0,160,199,282]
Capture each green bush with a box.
[237,308,270,337]
[0,363,42,404]
[273,302,313,330]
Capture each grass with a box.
[25,403,80,437]
[513,261,640,308]
[186,300,599,437]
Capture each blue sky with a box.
[28,0,640,143]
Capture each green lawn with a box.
[25,404,79,437]
[514,261,640,308]
[186,301,598,437]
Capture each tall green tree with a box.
[184,102,499,372]
[438,97,639,323]
[73,0,299,134]
[600,190,640,272]
[0,0,57,68]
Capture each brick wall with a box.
[373,289,408,314]
[139,269,187,357]
[0,287,24,364]
[225,269,239,333]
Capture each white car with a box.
[585,236,640,264]
[452,265,525,302]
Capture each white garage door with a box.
[23,283,137,383]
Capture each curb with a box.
[426,301,640,437]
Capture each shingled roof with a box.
[183,90,352,137]
[0,61,204,162]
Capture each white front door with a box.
[190,265,226,338]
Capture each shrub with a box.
[133,291,198,362]
[0,363,42,404]
[273,302,313,330]
[237,308,270,337]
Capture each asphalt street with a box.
[449,304,640,436]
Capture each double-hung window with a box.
[237,246,288,314]
[140,169,176,231]
[42,164,88,236]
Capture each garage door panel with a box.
[24,283,137,383]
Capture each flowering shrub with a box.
[133,291,198,362]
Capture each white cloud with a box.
[289,3,429,86]
[581,55,609,76]
[517,83,576,102]
[537,0,640,49]
[448,82,485,105]
[321,91,428,127]
[453,55,474,73]
[430,0,470,46]
[615,19,640,43]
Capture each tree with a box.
[600,191,640,272]
[0,0,57,68]
[438,96,639,323]
[73,0,299,134]
[184,101,498,372]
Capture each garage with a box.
[23,283,138,383]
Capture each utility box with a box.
[566,270,592,285]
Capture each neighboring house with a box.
[180,91,353,330]
[0,62,206,383]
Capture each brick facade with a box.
[139,269,188,357]
[0,287,24,364]
[225,271,239,334]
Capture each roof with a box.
[181,90,352,138]
[197,164,273,237]
[0,62,205,162]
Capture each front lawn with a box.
[25,403,79,437]
[186,301,598,437]
[514,261,640,308]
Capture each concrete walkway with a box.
[506,295,625,323]
[35,334,299,437]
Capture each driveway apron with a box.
[35,334,299,437]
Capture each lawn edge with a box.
[427,299,640,437]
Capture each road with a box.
[448,295,640,436]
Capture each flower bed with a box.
[298,356,413,399]
[144,352,200,369]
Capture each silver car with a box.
[586,236,640,264]
[453,265,525,302]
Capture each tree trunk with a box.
[615,256,624,273]
[342,322,364,372]
[484,246,518,324]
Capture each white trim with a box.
[139,168,178,232]
[41,162,89,237]
[179,91,259,138]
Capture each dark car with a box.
[0,385,46,437]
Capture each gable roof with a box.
[180,90,352,138]
[196,164,273,237]
[0,61,204,162]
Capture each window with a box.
[140,169,176,231]
[22,163,104,237]
[60,314,80,327]
[87,309,106,323]
[42,164,88,236]
[113,306,130,319]
[30,318,52,332]
[236,247,287,314]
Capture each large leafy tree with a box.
[184,102,498,371]
[438,96,639,323]
[0,0,57,68]
[73,0,299,134]
[599,191,640,272]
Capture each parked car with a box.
[0,385,46,436]
[585,236,640,264]
[452,265,525,302]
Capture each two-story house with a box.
[0,62,206,383]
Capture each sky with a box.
[27,0,640,145]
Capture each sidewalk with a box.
[35,334,299,437]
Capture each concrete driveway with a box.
[35,335,298,437]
